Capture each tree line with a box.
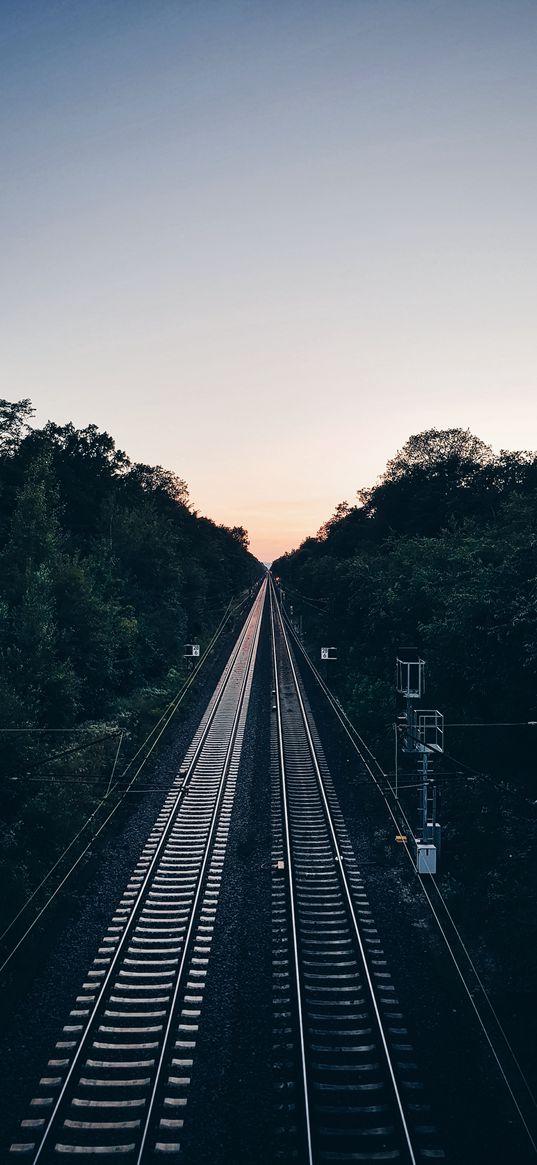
[273,429,537,974]
[273,427,537,765]
[0,399,261,923]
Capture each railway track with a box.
[6,570,536,1162]
[9,580,266,1162]
[269,581,444,1163]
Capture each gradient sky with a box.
[2,1,536,562]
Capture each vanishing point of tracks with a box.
[9,577,445,1162]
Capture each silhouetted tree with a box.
[0,399,262,923]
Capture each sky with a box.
[1,1,536,563]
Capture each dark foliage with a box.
[273,428,537,989]
[273,427,537,749]
[0,400,261,925]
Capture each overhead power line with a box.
[0,594,246,970]
[280,602,537,1145]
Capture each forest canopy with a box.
[273,427,537,755]
[274,427,537,1004]
[0,399,261,919]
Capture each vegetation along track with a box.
[269,579,444,1164]
[8,580,266,1162]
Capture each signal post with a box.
[395,649,443,874]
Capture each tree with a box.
[381,428,494,484]
[126,463,190,506]
[317,501,352,540]
[229,526,250,550]
[355,428,498,536]
[0,400,263,926]
[0,448,63,600]
[0,398,35,457]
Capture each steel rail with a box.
[135,580,264,1163]
[269,585,314,1165]
[28,581,266,1163]
[0,592,248,970]
[281,601,537,1157]
[270,578,418,1165]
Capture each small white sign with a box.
[192,644,200,657]
[184,644,201,658]
[321,647,337,660]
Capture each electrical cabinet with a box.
[416,843,437,874]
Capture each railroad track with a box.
[9,579,266,1162]
[269,581,444,1163]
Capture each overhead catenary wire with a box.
[281,601,537,1147]
[115,595,242,783]
[104,730,124,798]
[289,611,537,1129]
[273,581,418,1165]
[275,578,329,611]
[446,721,537,727]
[26,579,266,1165]
[289,607,537,1121]
[393,721,537,808]
[21,730,121,774]
[0,593,246,965]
